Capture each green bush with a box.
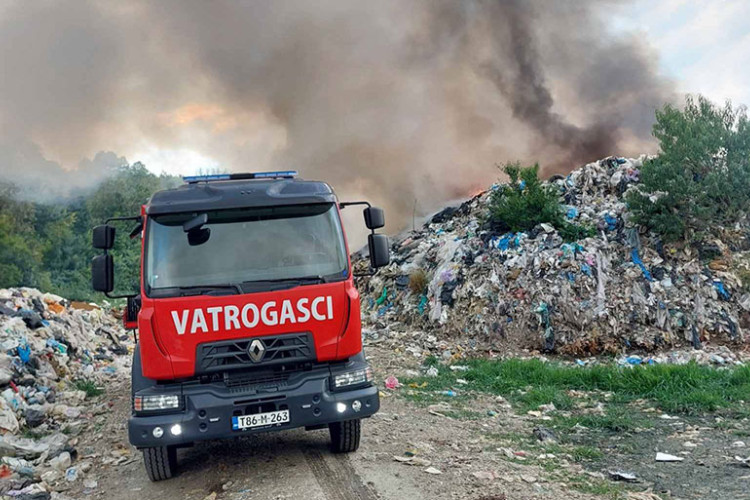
[627,95,750,242]
[487,162,593,241]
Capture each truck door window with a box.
[145,204,348,297]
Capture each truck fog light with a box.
[336,402,347,413]
[352,400,362,413]
[332,365,373,389]
[152,427,164,438]
[170,424,182,436]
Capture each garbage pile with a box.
[0,287,131,497]
[357,156,750,357]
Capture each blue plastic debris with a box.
[518,180,526,191]
[626,356,642,365]
[17,343,31,364]
[417,295,428,315]
[566,207,578,219]
[46,338,67,355]
[491,233,515,251]
[604,214,618,231]
[440,390,457,397]
[616,157,627,164]
[580,263,593,277]
[713,280,730,300]
[566,271,576,283]
[377,304,393,317]
[630,248,654,282]
[535,302,554,351]
[561,242,584,258]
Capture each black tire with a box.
[329,419,361,453]
[143,446,177,481]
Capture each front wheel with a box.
[143,445,177,481]
[329,419,361,453]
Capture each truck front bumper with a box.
[128,365,379,448]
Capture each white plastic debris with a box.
[655,452,684,462]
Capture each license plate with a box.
[232,410,290,430]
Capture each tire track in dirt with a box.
[304,447,379,500]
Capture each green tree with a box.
[627,95,750,241]
[0,163,180,300]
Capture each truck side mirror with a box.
[92,224,116,250]
[368,234,390,268]
[363,207,385,230]
[92,254,114,292]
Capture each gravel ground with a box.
[60,346,750,500]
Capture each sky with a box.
[613,0,750,106]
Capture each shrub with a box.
[627,95,750,241]
[408,269,428,294]
[73,379,104,398]
[487,162,592,241]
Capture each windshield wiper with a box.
[238,274,342,292]
[151,283,242,297]
[243,275,330,285]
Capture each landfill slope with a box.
[0,287,132,498]
[357,156,750,357]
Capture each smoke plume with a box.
[0,0,674,228]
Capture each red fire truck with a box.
[91,171,389,481]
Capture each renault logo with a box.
[247,339,266,362]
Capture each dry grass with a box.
[408,269,428,294]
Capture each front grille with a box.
[196,333,315,374]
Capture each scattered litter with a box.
[424,467,442,475]
[655,452,684,462]
[533,426,557,442]
[609,470,637,482]
[385,376,400,390]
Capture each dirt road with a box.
[61,347,750,500]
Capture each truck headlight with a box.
[332,365,373,389]
[134,394,182,412]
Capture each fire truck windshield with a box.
[145,203,348,297]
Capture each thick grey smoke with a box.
[0,0,674,227]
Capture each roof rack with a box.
[182,171,298,183]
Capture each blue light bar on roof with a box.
[252,170,298,179]
[182,171,298,183]
[182,174,231,183]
